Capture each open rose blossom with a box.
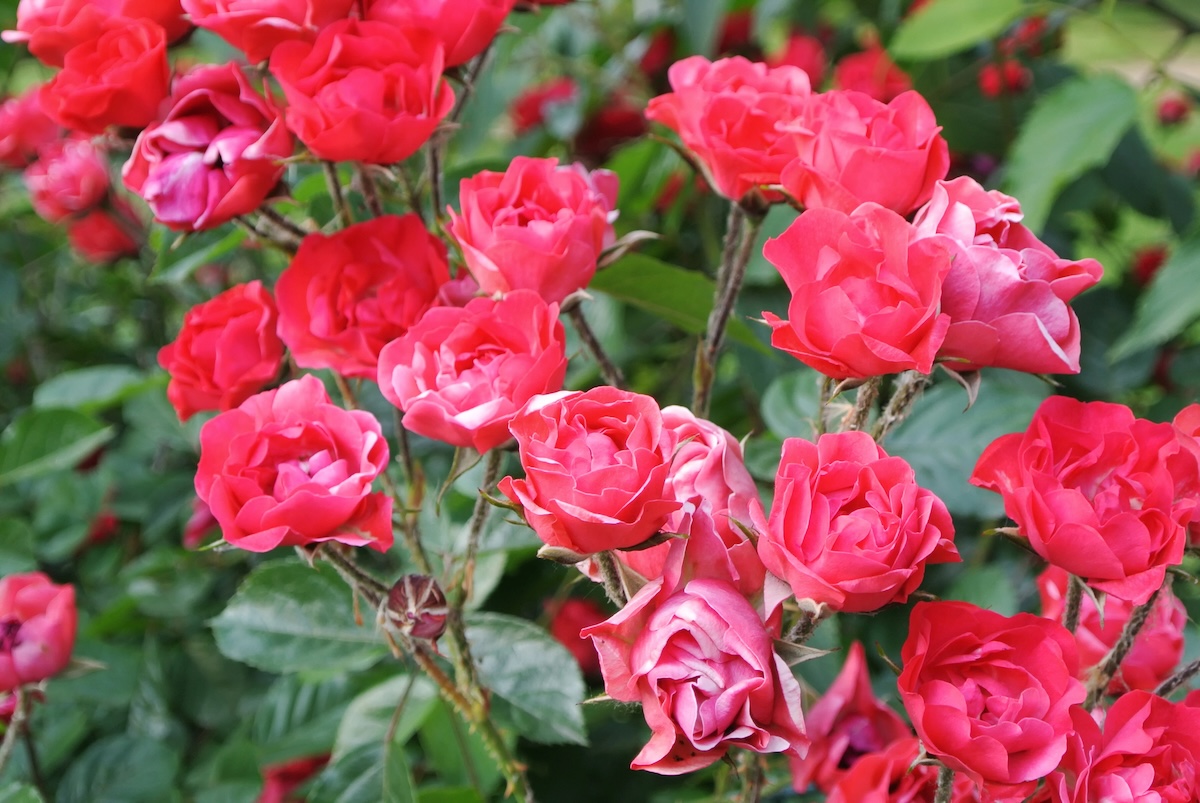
[757,431,959,613]
[275,214,451,380]
[364,0,515,67]
[645,56,811,203]
[1048,691,1200,802]
[377,290,568,454]
[780,89,948,215]
[898,601,1085,797]
[583,529,807,774]
[448,157,618,304]
[123,63,293,232]
[24,136,109,223]
[498,387,681,555]
[790,642,911,793]
[195,374,393,553]
[1037,566,1185,694]
[0,89,58,168]
[1170,403,1200,543]
[158,281,284,421]
[181,0,355,64]
[269,19,454,165]
[3,0,188,67]
[37,17,170,135]
[763,203,952,379]
[971,396,1199,604]
[0,573,77,692]
[826,737,980,803]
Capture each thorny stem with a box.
[357,165,385,218]
[871,371,932,443]
[1062,575,1085,633]
[457,450,504,605]
[258,205,311,240]
[816,375,835,436]
[933,765,955,803]
[568,304,624,388]
[427,142,445,225]
[233,215,300,254]
[595,551,629,607]
[784,610,822,645]
[840,377,881,433]
[1085,589,1160,710]
[312,545,389,603]
[1155,657,1200,698]
[738,751,764,803]
[324,161,353,228]
[0,688,30,779]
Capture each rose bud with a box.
[0,573,77,692]
[0,88,59,169]
[380,574,448,641]
[24,136,110,223]
[364,0,516,67]
[181,0,355,64]
[1132,244,1169,286]
[978,60,1032,98]
[832,44,911,102]
[1157,93,1190,126]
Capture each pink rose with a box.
[762,203,953,379]
[898,601,1085,797]
[269,19,454,165]
[123,63,293,231]
[832,44,912,102]
[24,136,109,223]
[645,56,811,203]
[0,88,59,168]
[181,0,355,64]
[275,214,451,380]
[1037,566,1185,694]
[448,156,618,304]
[0,573,77,692]
[195,374,393,553]
[780,89,948,215]
[3,0,188,67]
[498,387,681,555]
[377,290,568,454]
[826,737,981,803]
[1171,403,1200,544]
[364,0,515,67]
[971,396,1197,604]
[757,431,959,613]
[157,281,285,421]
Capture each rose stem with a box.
[693,203,763,418]
[840,377,882,433]
[738,751,765,803]
[933,765,955,803]
[1155,657,1200,697]
[871,371,932,443]
[1062,575,1085,633]
[595,551,630,607]
[313,545,390,602]
[258,206,311,240]
[1084,588,1160,710]
[21,718,46,801]
[396,166,427,224]
[427,42,495,225]
[233,215,300,254]
[784,609,822,645]
[323,161,353,228]
[567,305,624,388]
[357,164,385,218]
[816,375,835,435]
[0,688,30,778]
[456,449,504,605]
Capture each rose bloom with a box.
[645,56,811,203]
[826,737,981,803]
[584,530,807,774]
[0,573,77,693]
[546,597,607,679]
[364,0,515,67]
[275,214,451,380]
[181,0,355,64]
[448,157,618,304]
[0,88,58,168]
[757,431,959,613]
[67,199,140,262]
[269,19,454,165]
[1170,403,1200,544]
[832,44,912,102]
[24,136,109,223]
[3,0,188,67]
[780,89,948,215]
[898,601,1085,797]
[1037,566,1185,694]
[158,281,284,421]
[377,290,567,454]
[1048,691,1200,802]
[766,34,826,89]
[790,642,912,794]
[123,63,292,231]
[195,374,393,553]
[183,497,219,549]
[498,387,682,555]
[762,203,952,379]
[511,77,577,135]
[38,17,169,134]
[971,396,1198,604]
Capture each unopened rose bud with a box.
[380,574,448,641]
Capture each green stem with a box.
[457,450,503,604]
[0,689,29,778]
[595,551,629,607]
[871,371,931,443]
[324,161,353,228]
[567,305,624,388]
[1062,575,1085,633]
[840,377,881,433]
[933,765,955,803]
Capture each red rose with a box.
[67,199,140,262]
[898,601,1085,796]
[546,597,607,679]
[195,374,393,553]
[1049,692,1200,802]
[448,156,617,304]
[38,17,170,134]
[498,387,682,555]
[645,56,811,203]
[269,19,454,165]
[377,290,568,454]
[158,281,285,421]
[832,44,912,102]
[971,396,1197,604]
[364,0,515,67]
[574,93,648,164]
[780,89,948,215]
[3,0,188,67]
[0,88,59,168]
[257,754,329,803]
[826,737,981,803]
[24,136,109,223]
[1037,566,1185,694]
[510,77,577,135]
[767,34,826,88]
[790,642,912,793]
[275,214,451,380]
[0,573,77,692]
[757,432,959,613]
[181,0,355,64]
[762,203,952,379]
[1173,403,1200,543]
[123,63,293,231]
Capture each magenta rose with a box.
[24,135,109,223]
[377,290,568,454]
[195,374,393,553]
[448,156,618,304]
[123,62,293,231]
[181,0,355,64]
[364,0,515,67]
[0,573,77,693]
[0,88,58,168]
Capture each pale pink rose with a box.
[24,136,109,222]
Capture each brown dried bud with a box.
[380,574,448,641]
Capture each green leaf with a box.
[417,701,503,794]
[0,518,37,575]
[465,613,587,745]
[760,369,822,441]
[150,227,247,284]
[890,0,1025,60]
[210,562,389,674]
[382,743,416,803]
[1111,239,1200,360]
[1002,74,1138,232]
[332,674,438,761]
[55,734,180,803]
[887,371,1048,519]
[308,743,394,803]
[33,366,156,413]
[946,564,1019,615]
[680,0,730,56]
[417,789,484,803]
[0,784,43,803]
[252,676,360,765]
[591,254,768,353]
[0,408,114,488]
